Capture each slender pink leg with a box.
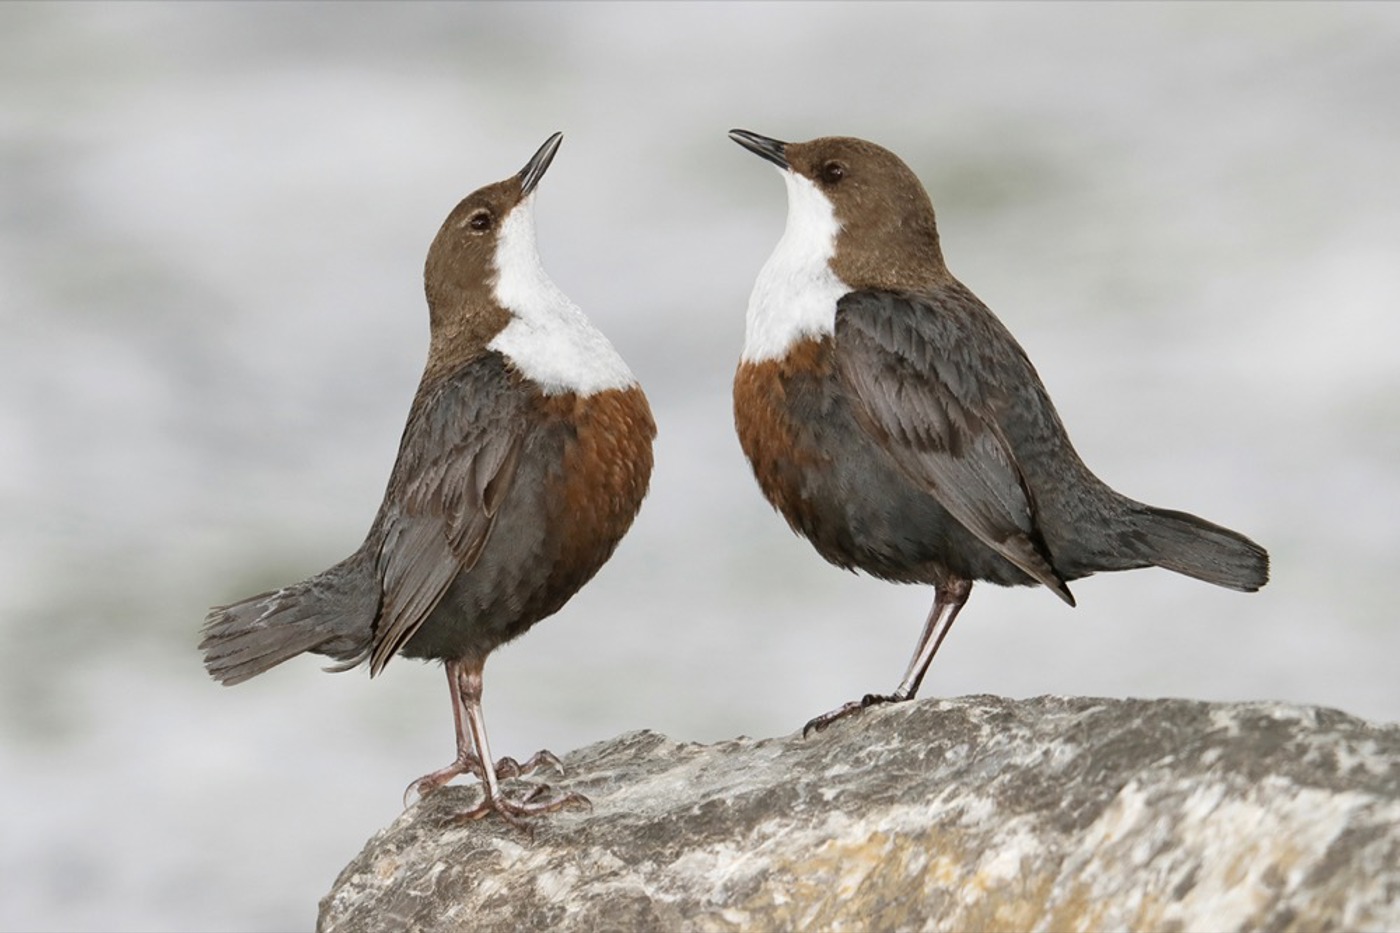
[406,658,589,827]
[804,579,972,736]
[403,661,484,807]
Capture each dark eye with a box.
[468,210,493,232]
[820,161,846,185]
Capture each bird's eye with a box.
[820,161,846,185]
[467,210,493,232]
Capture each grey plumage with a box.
[834,287,1268,597]
[199,351,639,682]
[729,129,1269,735]
[201,551,378,686]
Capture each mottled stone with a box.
[318,696,1400,932]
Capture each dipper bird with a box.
[201,133,655,824]
[727,130,1268,736]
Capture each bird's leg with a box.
[887,578,973,702]
[450,661,590,828]
[403,660,486,806]
[804,579,972,736]
[403,662,576,808]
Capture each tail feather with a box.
[200,556,377,685]
[1127,505,1269,592]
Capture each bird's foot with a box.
[404,750,565,808]
[493,748,567,781]
[454,783,592,832]
[404,751,486,807]
[802,692,905,737]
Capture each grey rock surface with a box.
[318,695,1400,932]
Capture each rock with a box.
[318,695,1400,932]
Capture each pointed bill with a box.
[729,129,789,170]
[519,132,564,196]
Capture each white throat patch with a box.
[741,170,850,363]
[488,196,637,396]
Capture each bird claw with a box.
[453,786,592,831]
[415,663,588,827]
[802,692,903,737]
[403,752,489,808]
[493,749,566,780]
[404,748,575,812]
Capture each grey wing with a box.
[368,364,528,674]
[834,289,1073,604]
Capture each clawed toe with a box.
[403,752,488,807]
[494,749,566,780]
[416,662,586,827]
[802,692,903,737]
[405,743,586,829]
[454,786,592,830]
[407,748,573,808]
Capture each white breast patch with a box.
[488,196,637,396]
[742,170,850,364]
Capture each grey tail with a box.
[200,554,377,686]
[1125,505,1270,592]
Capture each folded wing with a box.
[835,289,1073,604]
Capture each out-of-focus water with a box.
[2,2,1398,929]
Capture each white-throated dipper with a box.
[201,133,655,824]
[728,130,1269,735]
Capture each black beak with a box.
[728,129,789,170]
[519,132,563,196]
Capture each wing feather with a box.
[368,359,529,674]
[835,289,1073,603]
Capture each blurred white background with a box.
[2,2,1398,929]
